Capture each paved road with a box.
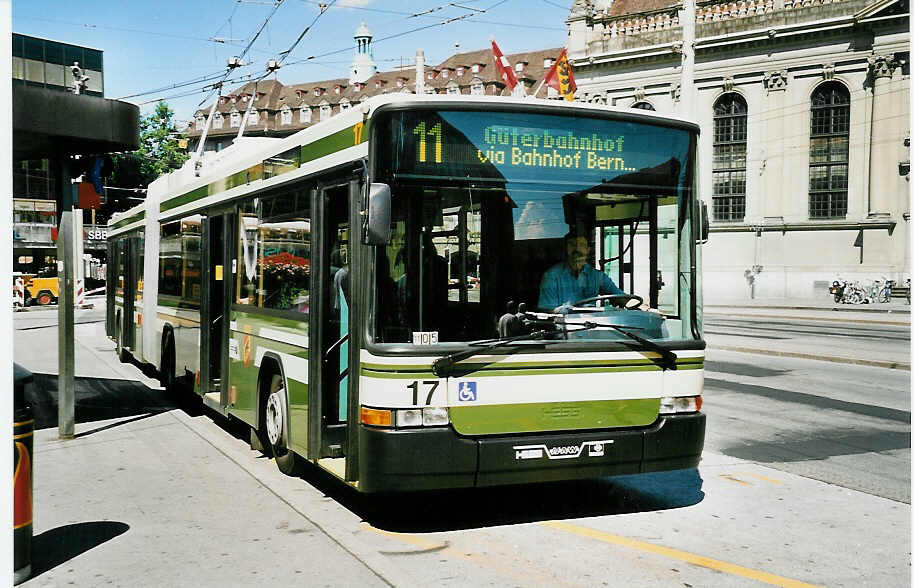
[704,306,910,369]
[14,307,911,587]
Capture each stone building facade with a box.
[567,0,910,302]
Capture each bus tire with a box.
[36,291,53,306]
[115,316,128,363]
[159,331,177,396]
[263,373,298,476]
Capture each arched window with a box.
[300,105,311,124]
[712,93,748,221]
[248,109,259,126]
[340,98,351,111]
[230,109,241,128]
[213,112,224,130]
[631,101,655,111]
[319,100,331,121]
[809,82,850,218]
[470,79,484,96]
[195,115,205,130]
[280,105,292,125]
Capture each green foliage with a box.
[110,101,189,189]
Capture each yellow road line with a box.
[719,473,752,486]
[541,520,821,588]
[740,472,784,485]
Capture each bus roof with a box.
[109,93,699,232]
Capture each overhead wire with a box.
[197,0,289,107]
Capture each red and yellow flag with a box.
[545,49,576,101]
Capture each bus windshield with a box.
[373,108,698,346]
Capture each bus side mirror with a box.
[363,183,391,246]
[699,201,710,244]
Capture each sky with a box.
[13,0,572,125]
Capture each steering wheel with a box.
[570,294,644,310]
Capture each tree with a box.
[105,101,189,217]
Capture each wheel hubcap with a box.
[265,390,283,447]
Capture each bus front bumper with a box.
[357,412,705,493]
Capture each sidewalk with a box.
[15,319,395,587]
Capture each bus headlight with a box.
[659,395,702,414]
[395,408,423,428]
[362,406,451,428]
[422,406,449,426]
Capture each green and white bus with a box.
[108,93,706,492]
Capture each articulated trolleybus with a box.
[108,94,706,492]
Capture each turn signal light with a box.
[360,406,392,427]
[659,395,702,414]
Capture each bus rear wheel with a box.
[115,317,128,363]
[159,333,177,396]
[261,373,298,476]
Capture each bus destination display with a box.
[390,110,693,185]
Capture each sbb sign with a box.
[85,229,107,241]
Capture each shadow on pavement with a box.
[705,377,911,423]
[25,373,200,430]
[26,521,129,580]
[291,459,705,533]
[722,428,911,463]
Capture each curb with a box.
[706,304,910,315]
[710,344,911,371]
[704,311,909,326]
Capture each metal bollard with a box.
[14,363,34,585]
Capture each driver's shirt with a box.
[538,262,624,311]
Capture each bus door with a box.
[597,195,665,309]
[201,212,233,403]
[119,237,136,352]
[310,182,353,460]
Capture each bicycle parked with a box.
[871,278,894,303]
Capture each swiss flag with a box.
[490,38,518,91]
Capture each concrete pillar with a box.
[57,210,75,439]
[762,70,789,219]
[866,54,898,219]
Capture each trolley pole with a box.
[679,0,696,119]
[57,209,75,439]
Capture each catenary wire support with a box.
[193,82,223,176]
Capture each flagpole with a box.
[533,78,546,97]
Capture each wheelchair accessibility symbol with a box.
[457,381,477,402]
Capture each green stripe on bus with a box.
[449,398,661,435]
[360,357,703,375]
[111,211,145,229]
[160,121,368,214]
[300,121,369,165]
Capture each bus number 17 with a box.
[407,380,440,405]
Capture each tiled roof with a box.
[609,0,680,17]
[188,46,566,137]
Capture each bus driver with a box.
[538,229,625,312]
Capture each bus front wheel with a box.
[261,373,298,476]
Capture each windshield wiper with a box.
[559,318,677,369]
[431,321,609,377]
[431,329,556,377]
